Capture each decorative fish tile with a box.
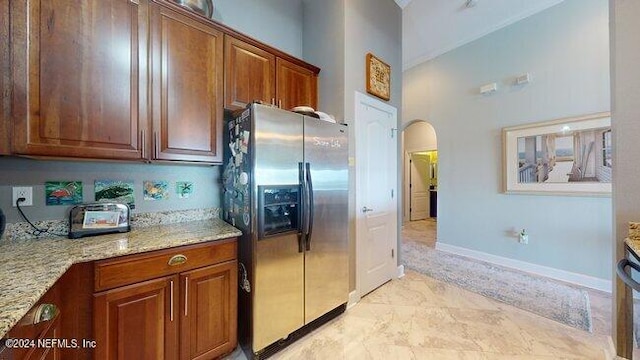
[95,180,135,209]
[45,181,83,206]
[176,181,194,199]
[143,180,169,200]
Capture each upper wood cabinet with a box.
[10,0,148,160]
[276,58,318,111]
[0,0,10,156]
[149,3,224,163]
[6,0,319,163]
[224,36,319,111]
[224,35,276,110]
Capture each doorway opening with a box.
[402,120,437,248]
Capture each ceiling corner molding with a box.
[402,0,566,72]
[394,0,413,10]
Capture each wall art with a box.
[503,112,611,196]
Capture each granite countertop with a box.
[625,237,640,259]
[0,218,242,339]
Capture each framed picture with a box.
[366,53,391,101]
[502,112,611,196]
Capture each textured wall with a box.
[0,1,306,225]
[403,0,611,279]
[301,0,402,291]
[610,0,640,353]
[302,0,345,121]
[0,157,221,224]
[404,121,438,153]
[344,0,403,291]
[213,0,303,57]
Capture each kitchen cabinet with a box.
[94,276,179,359]
[224,36,319,111]
[224,36,276,110]
[276,58,318,111]
[180,262,237,360]
[4,277,62,360]
[1,262,94,360]
[149,3,224,163]
[22,317,61,360]
[9,0,148,160]
[93,240,238,360]
[6,0,318,162]
[0,0,10,156]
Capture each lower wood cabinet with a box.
[93,240,238,360]
[181,262,237,360]
[22,316,61,360]
[4,278,63,360]
[94,276,178,359]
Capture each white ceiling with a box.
[401,0,565,70]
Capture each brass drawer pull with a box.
[168,254,187,266]
[19,304,59,326]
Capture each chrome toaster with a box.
[68,203,131,239]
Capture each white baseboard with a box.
[397,264,405,278]
[347,291,360,310]
[435,242,612,293]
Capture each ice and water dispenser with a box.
[257,185,300,239]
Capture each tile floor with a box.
[226,219,620,360]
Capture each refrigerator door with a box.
[252,105,305,351]
[303,117,349,324]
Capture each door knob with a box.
[362,206,374,213]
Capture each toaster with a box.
[68,203,131,239]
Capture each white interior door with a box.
[410,153,429,220]
[355,92,398,297]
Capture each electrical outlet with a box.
[12,186,33,207]
[518,230,529,245]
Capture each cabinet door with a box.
[94,276,179,360]
[180,261,237,360]
[150,4,224,163]
[276,58,318,111]
[224,35,276,110]
[10,0,148,160]
[25,316,60,360]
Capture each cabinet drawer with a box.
[94,239,237,292]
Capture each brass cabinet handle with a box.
[34,304,58,324]
[168,254,187,266]
[20,303,59,325]
[170,280,174,322]
[184,277,189,317]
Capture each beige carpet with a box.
[401,219,592,332]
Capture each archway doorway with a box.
[401,120,437,248]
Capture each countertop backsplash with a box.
[2,207,221,241]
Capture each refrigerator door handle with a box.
[298,162,306,253]
[305,162,314,251]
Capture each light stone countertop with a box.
[0,218,242,339]
[625,237,640,259]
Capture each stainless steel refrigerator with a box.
[223,103,348,359]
